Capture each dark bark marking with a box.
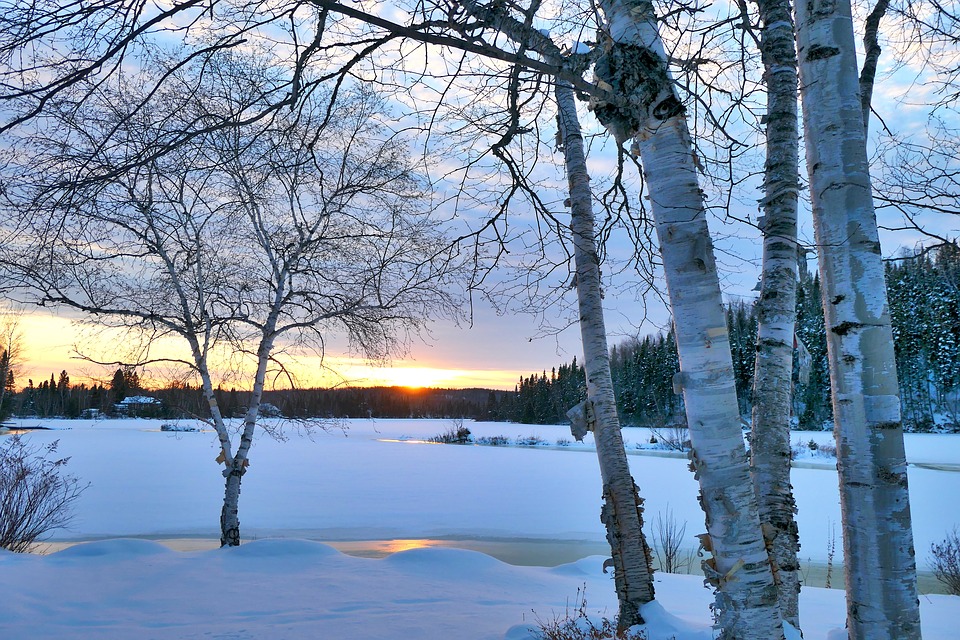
[808,0,838,18]
[877,467,908,488]
[832,320,864,336]
[757,336,790,349]
[806,45,841,61]
[831,294,845,304]
[874,421,902,430]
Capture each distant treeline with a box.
[6,243,959,432]
[502,242,960,433]
[3,374,512,422]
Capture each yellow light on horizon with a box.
[16,311,525,391]
[379,539,435,554]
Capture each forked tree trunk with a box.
[592,1,784,637]
[190,344,247,548]
[188,325,278,547]
[749,0,802,627]
[215,332,278,547]
[556,78,655,628]
[796,0,921,637]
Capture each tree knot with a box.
[590,42,684,141]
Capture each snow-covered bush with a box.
[430,425,472,444]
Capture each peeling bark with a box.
[749,0,802,627]
[593,1,785,637]
[556,78,655,628]
[796,0,921,637]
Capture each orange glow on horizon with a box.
[16,312,524,391]
[379,539,435,554]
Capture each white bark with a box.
[749,0,801,627]
[556,78,655,628]
[452,2,656,625]
[218,331,278,547]
[796,0,921,637]
[592,1,784,637]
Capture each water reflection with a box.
[326,538,611,565]
[333,539,438,557]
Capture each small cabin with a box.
[115,395,162,418]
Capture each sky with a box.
[5,1,954,393]
[11,280,677,391]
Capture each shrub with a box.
[790,439,804,460]
[791,438,836,460]
[476,435,510,446]
[649,424,689,452]
[531,585,646,640]
[651,507,692,574]
[517,435,546,447]
[817,443,837,458]
[931,527,960,595]
[429,425,472,444]
[0,435,86,552]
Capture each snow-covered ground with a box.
[1,417,957,639]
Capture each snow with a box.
[1,417,957,639]
[117,395,161,405]
[572,41,592,55]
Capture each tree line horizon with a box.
[6,239,958,433]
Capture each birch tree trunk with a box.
[591,1,784,636]
[203,333,277,547]
[556,78,655,629]
[749,0,802,627]
[187,337,246,548]
[796,0,921,637]
[183,311,278,547]
[451,3,656,625]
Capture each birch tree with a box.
[747,0,802,626]
[419,1,786,634]
[556,78,655,626]
[587,1,784,636]
[0,54,462,546]
[796,0,921,636]
[417,4,659,623]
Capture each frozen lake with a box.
[3,416,958,639]
[5,416,959,571]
